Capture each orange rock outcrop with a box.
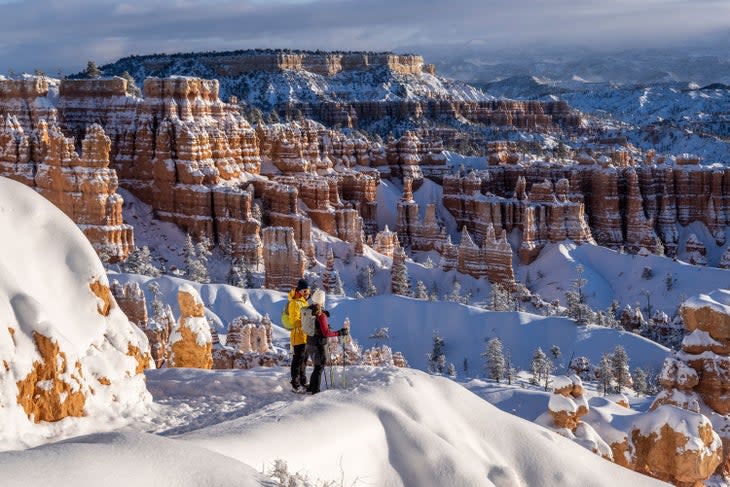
[262,226,306,290]
[170,285,212,369]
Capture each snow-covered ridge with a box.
[94,49,491,108]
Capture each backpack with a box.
[301,306,317,336]
[281,303,293,330]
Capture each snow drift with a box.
[177,367,667,487]
[0,177,152,451]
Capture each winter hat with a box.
[312,289,326,307]
[295,279,309,291]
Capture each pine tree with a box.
[120,71,141,96]
[611,345,631,393]
[531,347,547,385]
[550,345,561,360]
[364,265,378,297]
[333,273,345,296]
[541,354,554,391]
[447,363,457,378]
[427,331,446,374]
[504,347,517,385]
[86,60,101,78]
[447,281,467,304]
[490,282,510,311]
[482,338,505,382]
[184,234,210,283]
[598,353,614,396]
[423,256,434,269]
[391,248,410,296]
[228,257,245,287]
[122,245,160,277]
[414,280,429,299]
[632,367,648,396]
[252,202,263,223]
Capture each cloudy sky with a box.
[1,0,729,74]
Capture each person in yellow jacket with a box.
[288,279,310,392]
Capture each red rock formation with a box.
[110,280,148,329]
[262,226,306,290]
[170,284,212,369]
[629,405,722,486]
[624,169,659,253]
[3,120,135,262]
[396,178,418,246]
[371,225,399,257]
[262,180,315,260]
[648,291,730,478]
[685,233,708,266]
[452,226,514,284]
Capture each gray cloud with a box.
[1,0,729,74]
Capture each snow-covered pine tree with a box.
[227,256,245,287]
[611,345,631,392]
[632,367,648,396]
[427,331,446,374]
[550,345,561,360]
[391,247,410,296]
[482,337,505,382]
[414,280,429,300]
[531,347,547,385]
[504,347,517,385]
[195,235,212,267]
[489,282,511,311]
[447,281,468,304]
[182,234,210,283]
[541,354,554,391]
[357,265,378,297]
[333,273,345,296]
[597,353,614,396]
[365,265,378,297]
[123,245,161,277]
[252,201,263,223]
[447,363,457,378]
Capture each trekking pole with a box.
[329,343,335,389]
[342,318,351,388]
[323,351,329,390]
[342,337,348,388]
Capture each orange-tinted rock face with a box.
[548,375,589,432]
[437,225,514,285]
[262,226,306,290]
[15,332,86,423]
[170,286,212,369]
[442,159,730,262]
[629,406,722,486]
[0,115,134,262]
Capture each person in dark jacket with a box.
[306,289,348,394]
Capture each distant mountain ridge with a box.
[91,48,489,109]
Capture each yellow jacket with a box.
[288,290,308,346]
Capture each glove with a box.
[338,328,349,337]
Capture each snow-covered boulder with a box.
[548,375,589,431]
[170,283,212,369]
[629,405,722,486]
[0,177,151,450]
